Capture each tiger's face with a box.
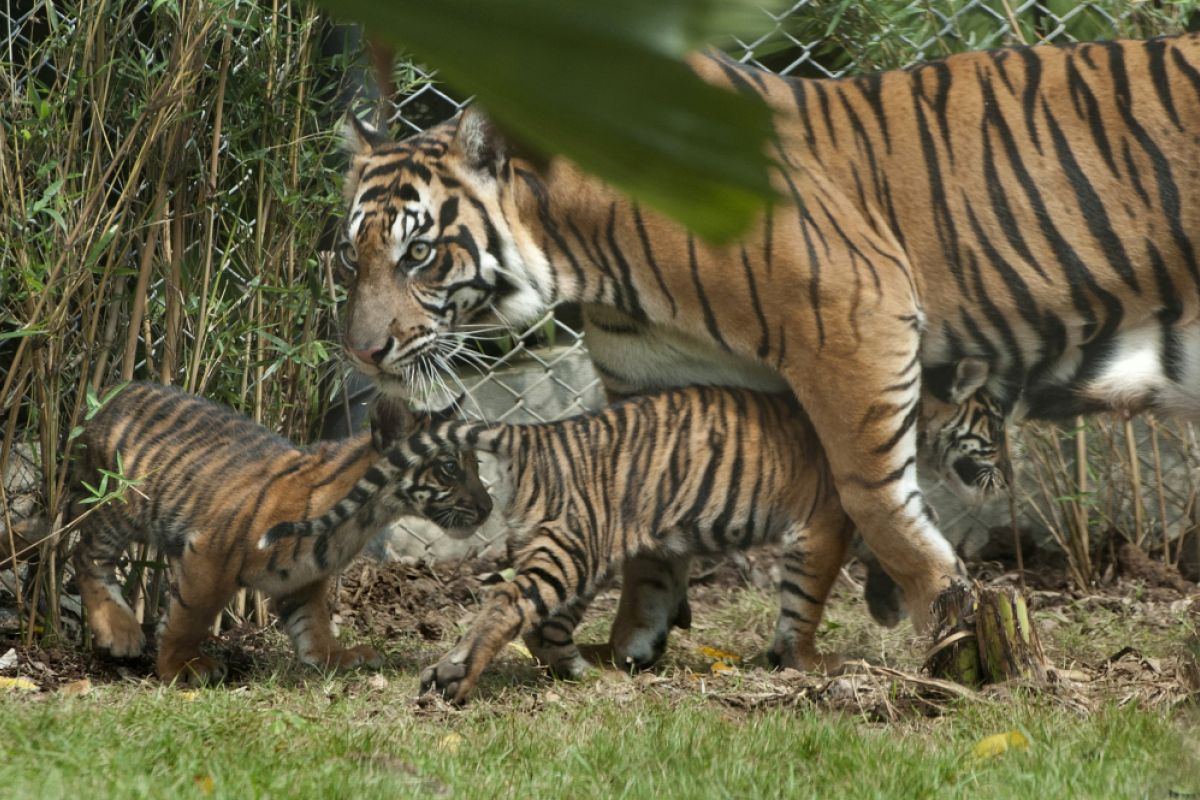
[405,450,493,538]
[370,396,494,538]
[337,111,544,389]
[920,358,1011,503]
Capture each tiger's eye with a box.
[408,241,431,262]
[436,459,463,481]
[337,239,357,276]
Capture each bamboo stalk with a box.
[1124,417,1145,546]
[1074,417,1091,581]
[119,183,169,381]
[1003,432,1025,590]
[187,28,233,392]
[1148,416,1172,564]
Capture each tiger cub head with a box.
[920,357,1011,503]
[336,109,541,388]
[371,396,493,537]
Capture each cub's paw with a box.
[766,642,844,675]
[91,607,146,659]
[325,644,384,671]
[419,658,470,704]
[523,634,597,680]
[543,642,612,680]
[160,654,228,687]
[531,650,595,681]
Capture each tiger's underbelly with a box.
[589,298,1200,427]
[923,312,1200,423]
[582,306,787,395]
[1062,319,1200,420]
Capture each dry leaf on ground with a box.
[972,730,1030,760]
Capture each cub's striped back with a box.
[267,379,1007,702]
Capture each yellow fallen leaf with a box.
[507,641,533,659]
[193,774,215,795]
[60,678,92,697]
[710,661,738,675]
[972,731,1030,760]
[437,733,463,755]
[0,676,38,693]
[699,646,741,663]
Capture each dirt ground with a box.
[2,552,1197,719]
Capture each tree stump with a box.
[925,583,981,686]
[925,583,1048,687]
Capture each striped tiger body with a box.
[264,378,1006,702]
[69,382,490,685]
[334,34,1200,639]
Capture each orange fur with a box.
[69,383,486,684]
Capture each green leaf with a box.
[85,382,129,420]
[314,0,779,242]
[0,326,46,341]
[83,225,120,270]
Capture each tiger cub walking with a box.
[266,375,1006,703]
[69,382,491,685]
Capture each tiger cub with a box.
[265,373,1006,703]
[69,382,491,685]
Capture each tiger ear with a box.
[452,106,506,173]
[370,394,416,451]
[341,111,389,157]
[949,357,989,404]
[424,395,464,424]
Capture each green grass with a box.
[1,675,1196,800]
[2,576,1197,800]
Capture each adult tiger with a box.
[335,35,1200,643]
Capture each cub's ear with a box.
[949,357,990,404]
[341,111,390,157]
[452,106,506,174]
[370,394,416,451]
[424,395,465,425]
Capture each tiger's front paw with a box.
[90,606,146,659]
[325,644,384,671]
[419,658,471,704]
[523,632,598,680]
[766,642,843,675]
[160,653,227,687]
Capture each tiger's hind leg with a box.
[786,328,962,632]
[273,577,383,671]
[608,553,692,672]
[768,500,855,673]
[155,554,236,686]
[72,512,146,658]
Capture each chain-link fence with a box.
[3,1,1200,596]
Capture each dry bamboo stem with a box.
[1148,416,1172,564]
[1074,417,1091,580]
[1124,417,1145,546]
